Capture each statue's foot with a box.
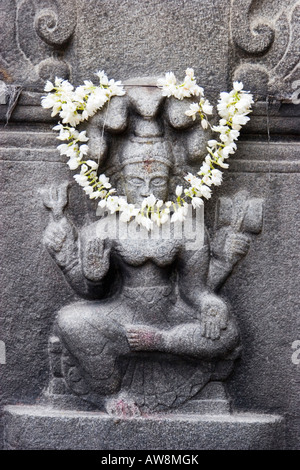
[105,393,142,418]
[126,325,162,351]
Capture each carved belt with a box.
[122,285,173,307]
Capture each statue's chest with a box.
[114,238,181,266]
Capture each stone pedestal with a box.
[3,405,284,450]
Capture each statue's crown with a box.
[120,136,174,168]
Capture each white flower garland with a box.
[41,69,253,230]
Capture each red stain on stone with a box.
[143,159,153,173]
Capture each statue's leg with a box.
[56,300,131,398]
[167,293,240,358]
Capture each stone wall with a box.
[0,0,299,449]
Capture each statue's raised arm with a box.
[42,183,112,298]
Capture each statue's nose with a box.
[140,181,150,197]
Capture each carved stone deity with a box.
[43,79,262,416]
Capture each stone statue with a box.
[42,80,263,417]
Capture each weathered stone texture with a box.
[0,0,299,450]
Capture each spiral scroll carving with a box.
[34,2,77,47]
[15,0,77,83]
[231,0,275,55]
[231,0,300,98]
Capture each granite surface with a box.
[0,0,299,450]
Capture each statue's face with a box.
[124,161,170,205]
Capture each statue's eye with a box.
[127,177,144,186]
[151,177,167,187]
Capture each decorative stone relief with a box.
[231,0,300,99]
[41,81,263,417]
[0,0,76,85]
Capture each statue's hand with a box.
[225,232,250,265]
[126,325,163,352]
[200,295,228,340]
[43,217,77,268]
[212,227,250,266]
[81,237,111,282]
[44,223,66,253]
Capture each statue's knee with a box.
[56,302,91,337]
[56,302,128,356]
